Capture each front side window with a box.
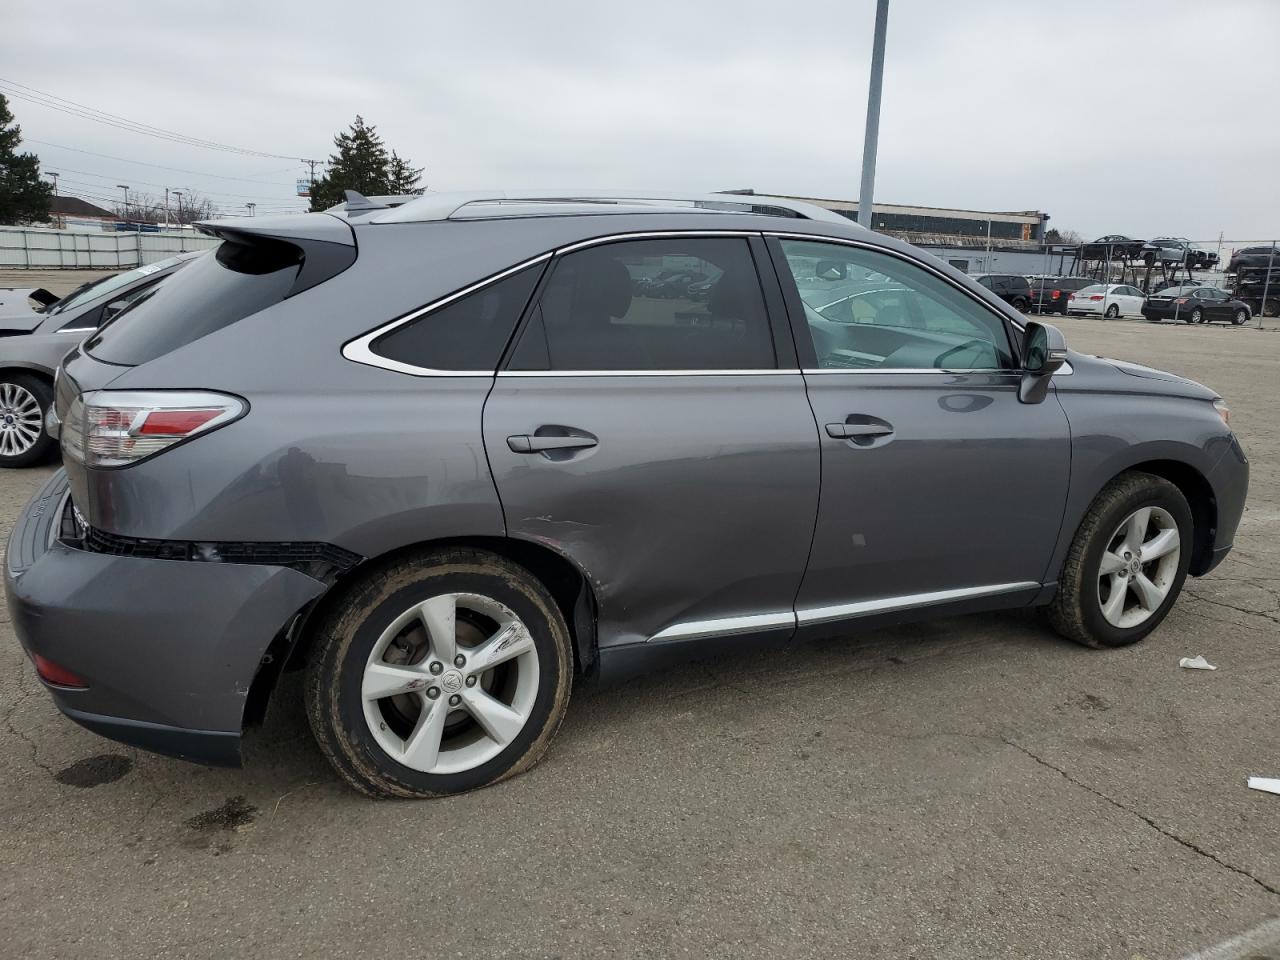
[777,239,1013,371]
[509,237,775,372]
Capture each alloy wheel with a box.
[362,592,540,774]
[1096,506,1181,628]
[0,382,45,458]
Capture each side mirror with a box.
[1019,321,1067,404]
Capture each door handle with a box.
[507,434,598,454]
[825,422,894,440]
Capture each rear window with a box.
[85,241,299,366]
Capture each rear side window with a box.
[371,264,543,372]
[508,237,775,372]
[86,241,299,365]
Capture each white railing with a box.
[0,226,219,269]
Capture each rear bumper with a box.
[5,470,327,766]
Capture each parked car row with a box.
[971,271,1252,325]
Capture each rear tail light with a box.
[61,390,247,468]
[1051,290,1061,300]
[33,654,88,689]
[1089,295,1104,301]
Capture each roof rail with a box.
[368,190,858,227]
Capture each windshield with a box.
[51,255,187,315]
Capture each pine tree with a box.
[387,151,424,195]
[0,94,53,225]
[308,116,424,210]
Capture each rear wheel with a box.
[1105,304,1120,319]
[305,547,574,798]
[0,373,54,468]
[1188,307,1203,324]
[1011,296,1029,312]
[1047,472,1192,648]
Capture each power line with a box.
[0,77,298,160]
[27,139,303,186]
[51,169,308,204]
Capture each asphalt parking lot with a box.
[1,288,1278,958]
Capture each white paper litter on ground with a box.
[1247,777,1280,796]
[1179,655,1217,670]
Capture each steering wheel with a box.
[934,339,991,370]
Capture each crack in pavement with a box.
[1,670,57,778]
[1004,738,1280,898]
[1185,590,1280,627]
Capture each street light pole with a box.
[246,203,256,217]
[857,0,891,229]
[45,172,60,227]
[172,190,184,227]
[116,184,129,217]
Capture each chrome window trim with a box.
[796,581,1039,626]
[342,227,1075,379]
[647,610,796,644]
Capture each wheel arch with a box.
[1110,459,1217,576]
[243,534,599,732]
[0,362,55,382]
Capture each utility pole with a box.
[301,158,321,202]
[45,172,60,227]
[246,202,256,217]
[857,0,891,229]
[164,188,170,229]
[172,190,184,227]
[116,184,129,218]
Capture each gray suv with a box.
[5,191,1248,798]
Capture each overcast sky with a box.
[5,0,1279,243]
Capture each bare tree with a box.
[112,193,166,224]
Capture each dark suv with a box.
[1030,277,1098,315]
[6,191,1248,799]
[972,273,1032,311]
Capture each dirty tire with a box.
[0,372,55,468]
[305,547,573,798]
[1046,471,1193,649]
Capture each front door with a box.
[483,234,820,650]
[768,235,1072,629]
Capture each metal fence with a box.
[0,226,219,269]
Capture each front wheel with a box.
[1233,308,1249,325]
[0,373,55,468]
[305,547,574,798]
[1047,472,1192,648]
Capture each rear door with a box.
[483,234,820,651]
[768,235,1070,629]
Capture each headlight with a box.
[1213,398,1230,427]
